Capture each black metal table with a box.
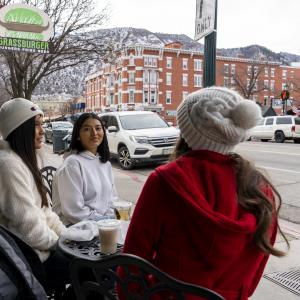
[58,236,123,261]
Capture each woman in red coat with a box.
[123,87,289,300]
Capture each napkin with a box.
[61,220,98,241]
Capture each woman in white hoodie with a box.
[0,98,71,293]
[52,112,117,225]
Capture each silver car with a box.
[44,121,73,143]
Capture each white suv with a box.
[99,111,179,169]
[250,116,300,143]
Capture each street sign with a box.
[195,0,216,41]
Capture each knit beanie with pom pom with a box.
[177,86,262,154]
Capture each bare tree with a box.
[0,0,111,99]
[232,61,267,99]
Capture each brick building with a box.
[85,42,300,122]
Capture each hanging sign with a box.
[0,4,54,53]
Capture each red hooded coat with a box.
[123,150,277,299]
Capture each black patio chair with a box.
[40,166,57,201]
[70,253,224,300]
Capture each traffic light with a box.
[281,90,289,101]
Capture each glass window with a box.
[194,74,202,87]
[231,64,235,75]
[266,118,274,125]
[143,90,149,103]
[271,68,275,77]
[128,90,134,103]
[150,71,157,84]
[166,57,172,68]
[264,67,269,77]
[182,74,188,86]
[166,91,172,104]
[282,70,287,80]
[166,73,172,85]
[276,117,292,125]
[128,72,135,84]
[119,114,168,130]
[295,118,300,125]
[143,71,149,84]
[182,58,188,70]
[224,64,229,74]
[194,59,202,71]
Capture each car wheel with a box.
[118,146,134,170]
[274,131,285,143]
[260,139,269,142]
[294,138,300,144]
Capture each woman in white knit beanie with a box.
[0,98,73,297]
[123,87,289,300]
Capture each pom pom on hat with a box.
[177,87,262,154]
[0,98,43,139]
[230,100,262,129]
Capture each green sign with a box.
[0,4,53,53]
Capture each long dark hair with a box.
[70,113,110,163]
[6,116,48,207]
[170,137,289,257]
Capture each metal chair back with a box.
[40,166,57,201]
[70,253,224,300]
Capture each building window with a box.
[109,75,114,87]
[183,91,189,100]
[254,79,258,91]
[150,91,156,104]
[271,68,275,77]
[254,66,258,76]
[194,59,202,71]
[247,65,252,75]
[118,92,122,104]
[144,56,157,67]
[129,55,134,65]
[109,93,114,105]
[129,90,135,103]
[166,91,172,104]
[166,73,172,85]
[264,96,268,106]
[291,71,294,79]
[264,80,269,90]
[231,77,236,89]
[270,80,275,92]
[118,74,122,85]
[166,57,172,69]
[194,74,202,87]
[182,58,188,70]
[143,71,149,84]
[223,77,229,87]
[128,72,135,84]
[150,70,157,84]
[224,64,229,74]
[231,64,235,75]
[143,90,149,103]
[182,74,188,86]
[264,67,269,77]
[282,70,287,80]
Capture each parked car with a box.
[99,111,180,169]
[249,116,300,143]
[44,121,73,143]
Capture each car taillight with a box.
[292,126,295,132]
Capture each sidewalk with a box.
[42,143,300,299]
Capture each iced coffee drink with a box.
[97,219,120,254]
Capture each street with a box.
[44,140,300,224]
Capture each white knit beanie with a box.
[177,86,262,154]
[0,98,43,139]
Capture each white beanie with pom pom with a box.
[177,86,262,154]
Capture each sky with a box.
[99,0,300,56]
